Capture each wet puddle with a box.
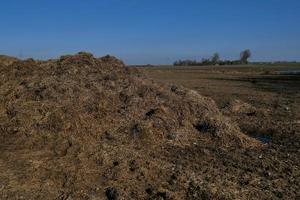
[255,135,272,144]
[278,70,300,75]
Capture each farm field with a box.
[143,64,300,197]
[142,64,300,123]
[1,55,300,199]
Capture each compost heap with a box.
[1,53,267,199]
[0,55,19,67]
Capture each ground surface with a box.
[143,64,300,199]
[0,56,300,200]
[143,64,300,124]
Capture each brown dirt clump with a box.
[0,55,19,66]
[0,52,287,200]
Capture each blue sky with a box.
[0,0,299,64]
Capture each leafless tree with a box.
[212,53,220,64]
[240,49,251,63]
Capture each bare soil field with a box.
[143,64,300,199]
[143,64,300,124]
[0,55,299,200]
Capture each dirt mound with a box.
[222,99,272,138]
[223,99,257,116]
[0,55,19,66]
[0,53,263,199]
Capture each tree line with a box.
[174,49,251,66]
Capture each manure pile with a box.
[0,53,297,199]
[0,55,19,67]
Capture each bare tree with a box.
[212,53,220,64]
[240,49,251,64]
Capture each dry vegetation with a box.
[0,54,299,199]
[0,55,19,66]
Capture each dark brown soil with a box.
[0,53,299,199]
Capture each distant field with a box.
[141,64,300,122]
[138,63,300,73]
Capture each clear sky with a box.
[0,0,299,64]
